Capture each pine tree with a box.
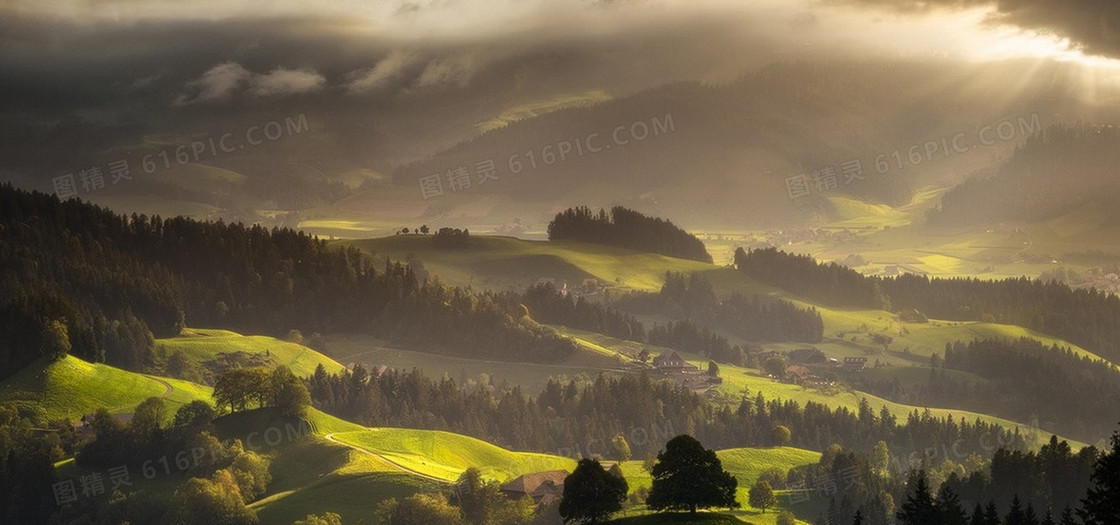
[983,501,1001,525]
[936,486,969,525]
[1005,495,1028,525]
[1079,429,1120,525]
[969,503,985,525]
[897,471,938,525]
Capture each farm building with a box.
[843,356,868,371]
[501,470,570,504]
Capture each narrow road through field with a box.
[107,375,176,412]
[323,433,452,485]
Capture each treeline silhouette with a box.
[733,247,1120,363]
[853,338,1120,443]
[802,434,1102,525]
[734,247,890,309]
[307,364,1027,462]
[547,206,712,263]
[0,185,575,380]
[520,281,746,363]
[619,271,824,343]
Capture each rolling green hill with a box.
[0,355,212,422]
[155,328,346,378]
[328,427,577,483]
[342,234,712,292]
[617,446,820,525]
[551,326,1079,450]
[608,514,751,524]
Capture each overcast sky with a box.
[3,0,1119,123]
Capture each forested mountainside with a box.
[0,184,578,379]
[734,247,1120,364]
[929,125,1120,226]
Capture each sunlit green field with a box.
[329,427,577,483]
[323,331,628,393]
[0,355,212,422]
[548,327,1078,450]
[156,328,346,378]
[343,235,712,292]
[617,446,820,525]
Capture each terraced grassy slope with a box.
[0,355,212,421]
[156,328,346,377]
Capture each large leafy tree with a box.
[748,480,776,513]
[456,467,510,525]
[1080,428,1120,525]
[646,434,738,514]
[559,458,628,524]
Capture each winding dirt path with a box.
[323,432,452,485]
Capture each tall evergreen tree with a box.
[936,486,969,525]
[1079,429,1120,525]
[897,471,938,525]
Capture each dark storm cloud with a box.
[833,0,1120,59]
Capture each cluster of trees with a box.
[522,283,645,341]
[733,246,1120,364]
[559,435,738,523]
[431,227,471,249]
[547,206,712,263]
[522,281,747,364]
[306,364,1027,462]
[625,271,824,343]
[59,397,272,525]
[212,365,312,417]
[890,432,1120,524]
[734,248,891,309]
[0,405,59,524]
[375,278,579,363]
[647,319,744,364]
[788,429,1118,525]
[373,467,546,525]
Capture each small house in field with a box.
[843,356,868,371]
[501,470,570,505]
[784,365,812,384]
[73,412,135,439]
[789,348,826,365]
[652,351,698,374]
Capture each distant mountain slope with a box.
[930,125,1120,227]
[389,61,1114,229]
